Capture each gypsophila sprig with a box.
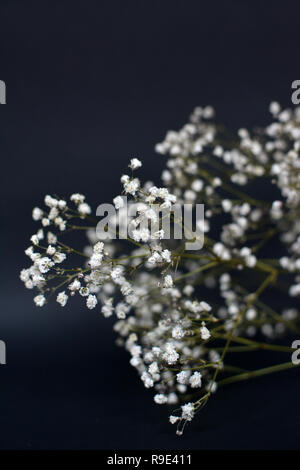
[21,102,300,435]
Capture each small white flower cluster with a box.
[21,103,300,434]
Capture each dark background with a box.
[0,0,300,449]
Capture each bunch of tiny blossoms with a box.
[21,102,300,435]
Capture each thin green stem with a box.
[174,261,219,283]
[218,361,300,387]
[212,332,295,353]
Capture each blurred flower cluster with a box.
[21,103,300,434]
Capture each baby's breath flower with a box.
[53,252,66,264]
[34,294,46,307]
[189,371,202,388]
[101,298,114,317]
[78,202,91,215]
[181,403,195,421]
[172,325,184,339]
[68,279,81,292]
[169,415,180,424]
[200,323,211,340]
[163,274,173,288]
[113,195,124,210]
[154,394,168,404]
[57,291,68,307]
[30,235,39,246]
[86,294,98,309]
[37,257,54,274]
[21,102,300,435]
[70,193,85,204]
[32,207,43,221]
[129,158,142,170]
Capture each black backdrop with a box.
[0,0,299,449]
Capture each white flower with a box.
[132,228,150,242]
[199,301,212,312]
[141,372,154,388]
[45,195,58,208]
[42,218,50,227]
[101,298,114,317]
[78,202,91,215]
[181,403,194,421]
[57,291,68,307]
[46,245,56,256]
[130,344,142,357]
[270,200,283,220]
[148,251,162,265]
[54,217,66,231]
[86,294,98,309]
[89,253,103,269]
[53,252,66,264]
[169,415,180,424]
[20,269,30,282]
[148,361,159,376]
[25,246,34,258]
[124,178,140,195]
[37,257,54,274]
[58,200,67,209]
[153,229,165,239]
[191,179,203,192]
[32,207,43,221]
[246,308,257,320]
[154,394,168,404]
[37,229,44,240]
[163,343,179,364]
[93,241,104,253]
[214,145,223,157]
[212,177,221,187]
[168,393,178,404]
[115,302,130,319]
[161,249,171,262]
[70,193,85,204]
[120,282,133,296]
[129,158,142,170]
[189,371,202,388]
[289,284,300,297]
[113,195,124,210]
[183,285,194,296]
[49,207,59,220]
[269,101,281,116]
[213,242,231,260]
[121,174,130,184]
[184,190,196,201]
[47,232,57,244]
[111,267,125,283]
[177,370,190,385]
[79,287,90,297]
[68,279,81,291]
[172,325,184,339]
[206,381,218,393]
[163,274,173,288]
[130,356,141,367]
[34,294,46,307]
[30,235,39,246]
[222,199,232,212]
[244,254,257,268]
[200,323,211,340]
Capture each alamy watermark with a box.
[291,340,300,365]
[291,80,300,105]
[95,198,205,250]
[0,80,6,104]
[0,340,6,365]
